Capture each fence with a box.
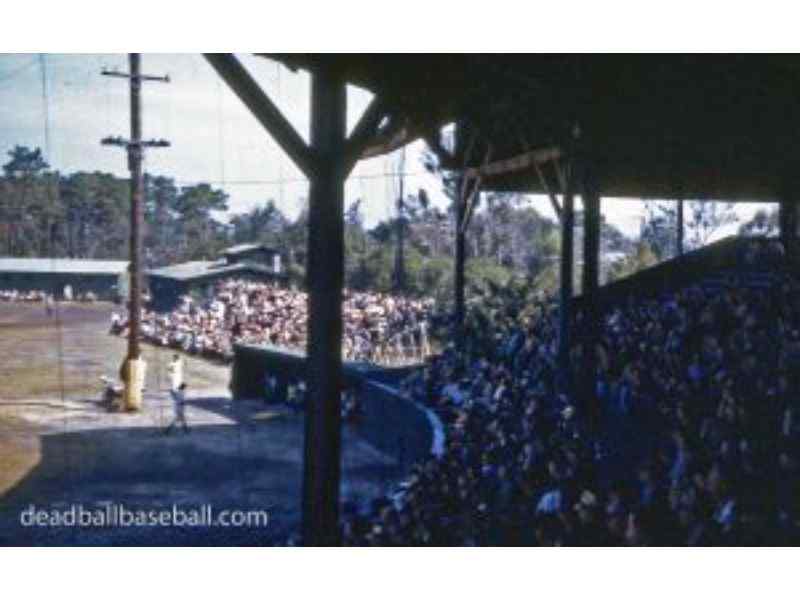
[231,343,442,467]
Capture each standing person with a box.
[109,311,121,333]
[45,293,54,318]
[165,383,190,434]
[167,353,184,392]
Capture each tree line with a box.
[2,144,763,303]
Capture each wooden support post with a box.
[451,123,470,349]
[208,55,360,546]
[453,176,467,348]
[127,53,143,366]
[581,162,601,423]
[558,164,575,398]
[676,198,684,256]
[302,68,347,546]
[393,148,407,292]
[779,199,796,243]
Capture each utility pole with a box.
[101,54,170,411]
[393,146,406,292]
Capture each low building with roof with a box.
[221,243,282,270]
[146,244,286,311]
[0,257,129,300]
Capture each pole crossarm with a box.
[101,68,170,83]
[101,136,171,148]
[204,53,317,180]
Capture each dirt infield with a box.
[0,302,405,545]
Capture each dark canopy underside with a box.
[263,54,800,201]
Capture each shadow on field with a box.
[0,402,404,546]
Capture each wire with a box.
[39,52,70,487]
[277,62,285,208]
[216,77,226,186]
[39,55,51,161]
[170,171,427,190]
[38,53,60,370]
[169,172,431,188]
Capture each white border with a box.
[2,2,799,597]
[2,1,798,53]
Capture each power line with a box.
[171,171,430,187]
[39,55,51,162]
[216,77,226,185]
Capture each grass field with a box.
[0,302,230,403]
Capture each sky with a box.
[0,53,769,239]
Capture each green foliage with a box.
[1,143,666,308]
[607,242,659,281]
[641,200,739,260]
[739,207,779,237]
[3,145,48,178]
[0,145,234,266]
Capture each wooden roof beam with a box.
[344,100,434,170]
[204,53,317,180]
[463,146,562,179]
[424,131,459,171]
[360,119,429,160]
[343,97,389,173]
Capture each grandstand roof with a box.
[0,258,128,275]
[263,54,800,202]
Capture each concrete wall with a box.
[231,343,438,468]
[354,379,439,469]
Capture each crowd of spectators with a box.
[0,289,50,302]
[341,254,800,545]
[0,288,97,303]
[111,279,434,365]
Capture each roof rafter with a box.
[343,97,389,173]
[204,53,317,180]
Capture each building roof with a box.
[222,243,277,256]
[0,258,129,275]
[148,260,217,280]
[147,260,284,282]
